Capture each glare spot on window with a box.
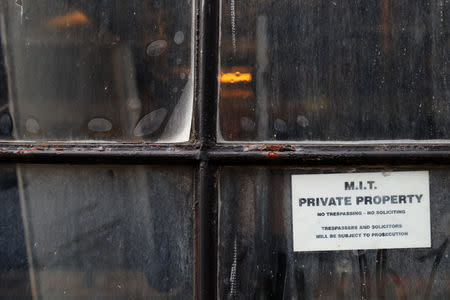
[174,31,185,45]
[134,108,168,137]
[25,118,40,134]
[88,118,113,132]
[146,40,168,57]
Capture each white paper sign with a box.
[291,171,430,251]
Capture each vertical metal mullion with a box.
[197,161,218,300]
[198,0,219,148]
[197,0,219,299]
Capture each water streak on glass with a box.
[0,0,194,142]
[219,0,450,141]
[0,165,194,299]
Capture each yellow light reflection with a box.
[220,72,252,83]
[48,11,89,27]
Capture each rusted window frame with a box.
[0,1,449,299]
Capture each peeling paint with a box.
[267,152,278,158]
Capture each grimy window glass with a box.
[219,0,450,141]
[218,167,449,299]
[0,1,449,300]
[0,0,194,142]
[0,165,194,299]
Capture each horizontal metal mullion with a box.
[0,143,200,164]
[207,144,450,164]
[0,143,449,164]
[208,151,450,164]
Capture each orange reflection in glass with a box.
[219,72,252,83]
[47,11,89,27]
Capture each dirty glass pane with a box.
[218,167,449,299]
[0,0,193,142]
[0,165,194,299]
[219,0,450,141]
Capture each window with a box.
[1,0,193,142]
[0,0,448,299]
[219,0,450,141]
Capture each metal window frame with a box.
[0,1,449,299]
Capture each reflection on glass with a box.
[219,0,450,141]
[218,167,449,299]
[0,0,193,142]
[0,165,194,299]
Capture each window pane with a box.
[219,1,450,141]
[218,167,449,299]
[0,0,193,142]
[0,165,194,298]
